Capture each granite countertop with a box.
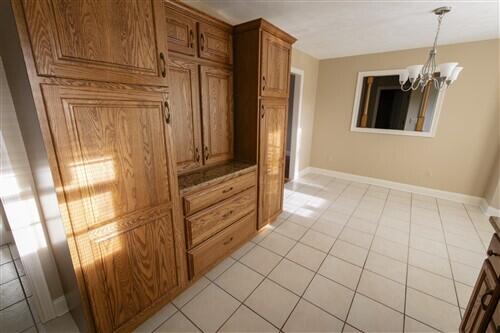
[178,161,256,194]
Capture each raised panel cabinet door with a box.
[260,31,292,98]
[198,22,232,64]
[17,0,169,86]
[200,65,233,165]
[165,5,197,56]
[258,100,287,228]
[41,84,185,332]
[168,57,203,173]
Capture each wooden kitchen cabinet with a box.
[261,31,292,98]
[200,65,233,166]
[19,0,169,86]
[258,99,288,228]
[198,22,233,64]
[168,56,203,173]
[165,5,197,56]
[39,84,186,332]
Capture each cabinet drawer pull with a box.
[204,145,209,160]
[481,290,494,310]
[200,33,205,51]
[222,210,234,219]
[223,236,234,245]
[189,29,194,48]
[195,147,200,162]
[262,75,266,90]
[487,250,499,256]
[222,187,233,194]
[261,104,265,118]
[159,52,166,78]
[164,101,171,124]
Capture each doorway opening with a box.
[285,67,304,182]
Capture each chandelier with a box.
[399,7,463,91]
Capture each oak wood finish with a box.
[200,65,233,166]
[198,22,232,64]
[168,56,203,173]
[461,233,500,333]
[261,31,292,98]
[40,84,186,332]
[187,212,256,279]
[165,4,196,56]
[20,0,169,86]
[183,170,257,216]
[258,99,288,229]
[186,187,256,248]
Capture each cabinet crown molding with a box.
[234,18,297,44]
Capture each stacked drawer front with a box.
[183,170,257,279]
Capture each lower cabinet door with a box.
[460,260,499,333]
[258,99,287,229]
[41,84,185,332]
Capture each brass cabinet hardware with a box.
[159,52,166,78]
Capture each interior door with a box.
[168,57,203,173]
[165,5,197,56]
[41,84,185,332]
[200,65,233,165]
[19,0,169,86]
[258,99,287,228]
[260,31,292,98]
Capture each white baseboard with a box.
[480,199,500,217]
[300,166,487,206]
[53,295,69,317]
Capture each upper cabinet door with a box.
[260,31,292,98]
[165,6,197,56]
[200,65,233,166]
[20,0,169,86]
[168,57,203,173]
[41,84,185,332]
[198,22,232,64]
[258,99,287,228]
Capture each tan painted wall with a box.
[311,39,499,197]
[291,48,319,173]
[485,152,500,210]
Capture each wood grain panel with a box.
[198,22,232,64]
[183,170,257,216]
[261,31,291,98]
[168,56,202,173]
[258,99,287,229]
[165,4,196,56]
[40,84,185,332]
[200,65,233,166]
[187,212,256,279]
[186,187,256,248]
[20,0,169,86]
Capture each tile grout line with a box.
[403,191,415,331]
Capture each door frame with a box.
[288,67,304,181]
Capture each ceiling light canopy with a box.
[399,7,463,91]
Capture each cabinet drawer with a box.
[183,171,256,216]
[187,212,256,279]
[186,187,256,248]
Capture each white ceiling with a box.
[183,0,499,59]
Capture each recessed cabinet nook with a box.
[9,0,295,331]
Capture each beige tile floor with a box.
[134,172,494,333]
[6,172,492,332]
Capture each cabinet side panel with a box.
[233,29,260,163]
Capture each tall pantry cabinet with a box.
[10,0,186,332]
[234,19,296,229]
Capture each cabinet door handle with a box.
[260,105,265,119]
[164,101,171,124]
[159,52,166,78]
[222,210,234,219]
[481,290,494,310]
[189,29,194,48]
[200,33,205,51]
[223,236,233,246]
[195,147,200,162]
[262,75,266,90]
[487,250,499,256]
[204,145,209,160]
[222,187,233,194]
